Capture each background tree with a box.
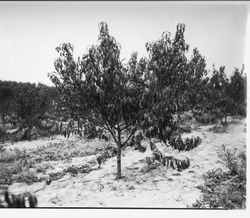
[0,82,15,127]
[205,66,233,125]
[185,48,209,110]
[14,82,53,136]
[49,22,151,179]
[0,80,59,139]
[144,24,208,142]
[227,65,247,117]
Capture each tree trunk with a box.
[219,118,223,126]
[159,126,163,142]
[224,115,228,126]
[116,130,122,179]
[59,121,63,133]
[1,114,6,128]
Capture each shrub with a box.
[193,145,246,209]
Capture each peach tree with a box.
[143,24,208,142]
[49,22,152,179]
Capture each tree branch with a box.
[122,121,139,146]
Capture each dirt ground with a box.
[6,118,246,208]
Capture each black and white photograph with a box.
[0,0,248,209]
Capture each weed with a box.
[217,144,238,176]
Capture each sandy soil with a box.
[7,118,246,208]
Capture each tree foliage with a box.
[227,66,246,116]
[143,24,208,142]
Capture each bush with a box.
[193,145,246,209]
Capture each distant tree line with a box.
[0,81,59,133]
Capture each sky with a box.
[0,1,248,86]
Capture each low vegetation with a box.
[192,144,246,209]
[0,139,113,186]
